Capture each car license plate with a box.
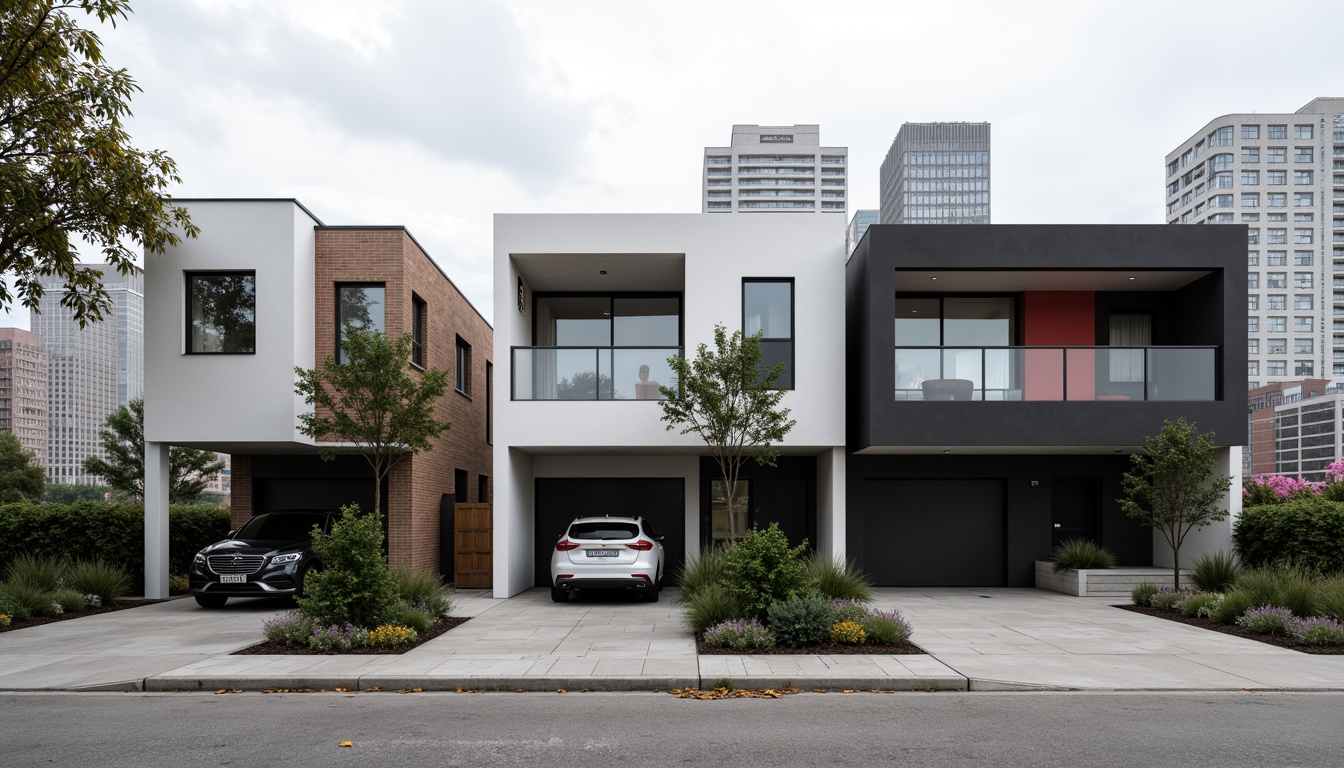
[586,550,619,558]
[219,574,246,584]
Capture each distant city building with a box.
[0,328,49,466]
[879,122,990,224]
[846,209,879,256]
[1246,379,1330,477]
[1263,384,1344,481]
[703,125,847,214]
[1165,97,1344,388]
[33,265,144,485]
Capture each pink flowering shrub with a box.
[1243,474,1328,504]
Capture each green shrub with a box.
[830,620,866,644]
[0,503,229,591]
[1234,498,1344,572]
[0,586,29,620]
[806,554,873,603]
[724,523,810,619]
[1190,550,1241,593]
[1242,479,1285,506]
[1211,590,1256,624]
[675,544,732,603]
[1151,588,1187,611]
[829,599,868,624]
[261,612,315,645]
[765,592,832,647]
[1322,482,1344,503]
[65,558,131,604]
[1288,616,1344,646]
[862,610,913,645]
[1050,539,1116,572]
[681,582,746,634]
[384,601,434,633]
[50,588,87,613]
[4,583,56,617]
[1314,575,1344,623]
[5,553,66,592]
[1181,593,1220,618]
[1236,564,1318,617]
[1236,605,1295,635]
[702,618,775,650]
[295,504,397,629]
[390,567,453,617]
[1131,582,1158,607]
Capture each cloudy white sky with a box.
[6,0,1344,328]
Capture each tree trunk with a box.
[1172,545,1181,590]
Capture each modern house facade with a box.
[0,328,48,465]
[1165,97,1344,388]
[846,224,1246,586]
[141,199,492,597]
[879,122,991,225]
[702,125,848,215]
[492,213,848,598]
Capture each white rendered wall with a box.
[143,200,318,447]
[1153,445,1243,568]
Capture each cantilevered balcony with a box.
[512,347,681,401]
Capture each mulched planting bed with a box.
[235,615,470,655]
[0,598,164,633]
[695,633,925,655]
[1116,604,1344,655]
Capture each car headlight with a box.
[193,552,206,566]
[270,553,302,564]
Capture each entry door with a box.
[1051,478,1100,549]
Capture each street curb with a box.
[968,679,1076,692]
[702,676,968,692]
[359,676,700,692]
[139,673,966,693]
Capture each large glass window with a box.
[411,294,426,368]
[337,283,385,363]
[455,336,471,395]
[187,272,255,354]
[744,279,795,389]
[894,296,1015,398]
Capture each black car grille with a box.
[207,555,266,574]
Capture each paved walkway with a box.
[2,588,1343,692]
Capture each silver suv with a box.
[549,516,666,603]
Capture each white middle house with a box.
[493,213,847,598]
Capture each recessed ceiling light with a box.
[942,449,951,454]
[1127,276,1137,281]
[599,270,608,275]
[930,276,939,280]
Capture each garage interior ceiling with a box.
[513,253,685,292]
[893,270,1213,293]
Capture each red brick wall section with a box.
[229,454,253,530]
[314,229,493,574]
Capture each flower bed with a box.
[0,598,162,632]
[1118,604,1344,655]
[694,632,924,656]
[236,615,470,655]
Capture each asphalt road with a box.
[3,690,1342,767]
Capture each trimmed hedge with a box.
[1234,498,1344,573]
[0,502,231,588]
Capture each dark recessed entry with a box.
[534,478,685,588]
[861,478,1005,586]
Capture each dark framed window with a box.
[478,475,489,503]
[743,278,794,389]
[336,283,385,364]
[485,361,493,444]
[456,336,471,395]
[454,469,468,503]
[187,272,256,354]
[411,294,427,369]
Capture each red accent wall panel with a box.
[1023,292,1095,400]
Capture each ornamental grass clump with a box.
[807,554,873,603]
[1211,590,1256,624]
[65,558,131,604]
[1131,583,1159,607]
[675,545,732,604]
[1236,605,1296,635]
[765,592,833,647]
[829,620,866,645]
[681,582,747,634]
[861,609,913,646]
[384,602,434,633]
[5,553,65,592]
[1286,616,1344,646]
[1235,565,1318,618]
[50,588,86,613]
[1050,539,1116,572]
[1180,593,1221,619]
[703,618,776,650]
[1190,550,1241,593]
[390,567,454,617]
[1314,575,1344,623]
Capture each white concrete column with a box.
[494,447,534,598]
[816,447,846,561]
[144,441,171,599]
[1152,445,1241,567]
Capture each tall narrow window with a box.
[187,272,256,354]
[743,279,794,389]
[485,361,493,444]
[411,294,427,368]
[455,336,471,395]
[337,283,385,363]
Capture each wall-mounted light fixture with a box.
[517,277,525,314]
[1030,480,1039,487]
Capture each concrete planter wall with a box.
[1035,561,1191,597]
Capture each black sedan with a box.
[189,510,334,608]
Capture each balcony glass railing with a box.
[894,346,1218,401]
[512,347,681,401]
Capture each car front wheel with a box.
[194,594,227,609]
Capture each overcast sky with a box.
[6,0,1344,328]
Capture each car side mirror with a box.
[653,534,665,542]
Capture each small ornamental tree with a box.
[83,399,224,503]
[0,432,46,503]
[1119,418,1233,589]
[294,328,451,523]
[659,324,796,540]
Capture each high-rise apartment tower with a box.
[1165,98,1344,389]
[879,122,990,224]
[0,328,49,467]
[33,265,144,484]
[703,125,847,214]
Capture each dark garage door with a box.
[534,478,685,588]
[862,479,1005,586]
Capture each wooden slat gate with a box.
[454,502,492,588]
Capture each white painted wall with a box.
[143,200,318,447]
[1153,445,1243,568]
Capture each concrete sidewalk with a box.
[2,588,1343,692]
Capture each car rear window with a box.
[568,522,640,540]
[236,513,327,540]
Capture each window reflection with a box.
[188,273,255,354]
